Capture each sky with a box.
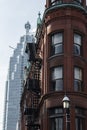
[0,0,45,130]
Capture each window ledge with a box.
[74,55,87,63]
[48,54,64,60]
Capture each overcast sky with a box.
[0,0,45,129]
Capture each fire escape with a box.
[24,41,42,130]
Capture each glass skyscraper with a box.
[3,22,35,130]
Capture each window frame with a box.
[75,107,85,130]
[51,66,63,91]
[49,107,64,130]
[73,0,82,5]
[74,67,83,92]
[51,32,63,56]
[50,0,62,5]
[73,33,82,56]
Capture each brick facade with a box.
[20,0,87,130]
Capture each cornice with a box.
[45,3,87,15]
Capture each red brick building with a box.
[20,0,87,130]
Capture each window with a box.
[51,66,63,91]
[11,72,14,80]
[17,55,19,63]
[73,0,82,5]
[51,32,63,55]
[74,67,83,91]
[75,108,85,130]
[49,107,63,130]
[51,0,62,5]
[74,33,82,56]
[14,64,17,72]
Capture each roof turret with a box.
[25,21,31,35]
[37,12,42,27]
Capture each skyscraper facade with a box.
[3,22,35,130]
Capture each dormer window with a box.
[51,0,62,5]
